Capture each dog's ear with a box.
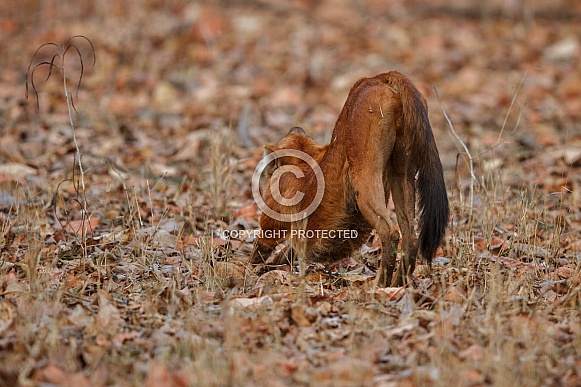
[264,144,278,156]
[260,145,279,196]
[262,144,279,175]
[264,144,284,168]
[312,144,329,163]
[288,126,305,135]
[319,144,329,152]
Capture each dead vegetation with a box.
[0,0,580,386]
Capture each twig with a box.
[25,36,95,258]
[434,88,476,218]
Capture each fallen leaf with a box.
[491,256,536,272]
[32,365,65,384]
[93,228,131,244]
[62,217,101,235]
[386,321,417,339]
[0,163,37,179]
[373,287,405,302]
[233,204,259,221]
[61,373,92,387]
[228,296,273,309]
[254,270,291,293]
[213,260,247,280]
[445,286,465,303]
[460,344,485,361]
[113,330,139,346]
[291,304,311,327]
[544,35,580,61]
[309,358,374,386]
[2,281,26,296]
[95,333,110,346]
[555,266,573,279]
[146,362,172,387]
[509,243,551,260]
[461,369,485,385]
[90,291,123,339]
[563,148,581,165]
[67,305,94,328]
[0,302,14,336]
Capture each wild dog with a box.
[251,71,449,287]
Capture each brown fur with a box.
[251,72,449,286]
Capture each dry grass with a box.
[1,0,580,386]
[1,130,579,386]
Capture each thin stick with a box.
[435,88,476,218]
[26,36,95,260]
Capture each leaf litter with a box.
[0,0,581,385]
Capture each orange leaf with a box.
[234,204,259,221]
[32,365,65,384]
[373,287,405,302]
[62,217,100,235]
[146,362,171,387]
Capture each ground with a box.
[0,0,580,386]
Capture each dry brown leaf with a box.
[173,130,213,161]
[135,227,177,247]
[0,163,37,179]
[62,217,100,235]
[113,330,139,346]
[95,333,110,346]
[308,358,374,387]
[233,204,259,221]
[94,228,131,244]
[492,256,536,272]
[67,305,94,328]
[228,296,273,310]
[32,364,66,384]
[213,260,246,279]
[90,291,123,338]
[113,262,147,275]
[2,2,581,385]
[460,344,485,361]
[153,81,181,112]
[146,362,172,387]
[555,266,573,279]
[172,369,194,387]
[563,148,581,165]
[254,270,291,292]
[2,281,26,296]
[461,369,486,385]
[0,302,14,336]
[509,243,551,260]
[445,286,465,303]
[373,287,405,302]
[180,234,199,246]
[304,272,330,282]
[386,320,417,339]
[61,373,92,387]
[291,304,311,327]
[342,272,374,285]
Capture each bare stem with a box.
[62,61,89,259]
[435,89,476,219]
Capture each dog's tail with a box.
[384,71,449,264]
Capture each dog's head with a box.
[264,126,328,170]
